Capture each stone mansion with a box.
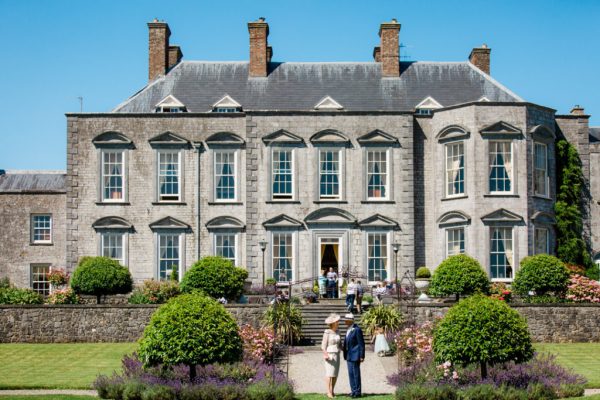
[1,18,600,294]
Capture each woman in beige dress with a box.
[322,313,342,399]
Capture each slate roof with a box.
[590,127,600,143]
[113,61,523,113]
[0,171,66,193]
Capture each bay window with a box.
[534,143,548,196]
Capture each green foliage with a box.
[360,304,404,337]
[0,286,43,304]
[122,380,145,400]
[416,266,432,279]
[0,277,10,289]
[138,293,242,380]
[46,288,81,304]
[395,384,458,400]
[362,294,374,304]
[261,303,304,345]
[246,381,295,400]
[70,257,133,304]
[265,278,277,286]
[141,385,176,400]
[180,256,248,300]
[433,295,534,379]
[429,254,490,300]
[128,280,180,304]
[554,139,596,279]
[513,254,570,297]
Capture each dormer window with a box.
[415,96,442,116]
[314,96,344,111]
[154,95,187,113]
[212,95,242,113]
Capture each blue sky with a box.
[1,0,599,170]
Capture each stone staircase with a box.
[300,300,371,345]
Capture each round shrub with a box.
[138,293,242,381]
[429,254,489,301]
[180,256,248,300]
[513,254,570,297]
[433,294,534,379]
[415,266,431,279]
[70,256,133,304]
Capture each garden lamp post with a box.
[392,242,401,303]
[259,240,268,286]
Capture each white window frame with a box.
[157,233,182,281]
[214,150,238,202]
[445,142,465,197]
[271,148,294,200]
[446,227,465,257]
[488,141,513,194]
[157,150,182,202]
[272,232,295,282]
[534,227,550,255]
[30,264,50,295]
[31,214,52,244]
[213,232,238,266]
[366,149,390,200]
[100,232,126,266]
[319,149,343,200]
[534,142,549,197]
[214,107,238,113]
[490,226,514,281]
[366,231,391,284]
[101,149,126,202]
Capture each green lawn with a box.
[0,397,95,400]
[535,343,600,388]
[0,343,137,389]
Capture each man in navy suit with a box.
[343,313,365,398]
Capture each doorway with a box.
[320,237,340,298]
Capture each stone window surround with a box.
[363,147,393,202]
[154,231,185,281]
[97,148,129,204]
[97,231,129,267]
[30,213,53,245]
[212,231,239,266]
[446,227,465,257]
[316,147,345,202]
[213,149,239,203]
[444,141,465,199]
[30,263,51,295]
[364,229,392,284]
[269,146,297,202]
[267,229,298,283]
[533,226,550,255]
[533,142,549,198]
[155,149,184,203]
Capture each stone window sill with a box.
[266,200,301,204]
[207,201,244,205]
[95,202,131,206]
[360,200,395,204]
[314,200,347,204]
[151,202,187,206]
[30,242,53,246]
[532,195,552,201]
[441,195,468,201]
[483,194,519,198]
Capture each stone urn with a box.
[414,267,432,303]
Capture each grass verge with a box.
[535,343,600,388]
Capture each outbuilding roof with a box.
[113,61,523,113]
[0,171,66,193]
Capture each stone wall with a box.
[0,304,266,343]
[409,303,600,343]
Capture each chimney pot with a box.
[248,18,271,77]
[469,45,491,75]
[378,20,401,77]
[571,105,585,115]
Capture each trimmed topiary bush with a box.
[180,256,248,300]
[138,293,242,381]
[70,256,133,304]
[415,266,431,279]
[513,254,570,298]
[429,254,489,301]
[433,294,534,379]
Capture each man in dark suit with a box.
[343,313,365,398]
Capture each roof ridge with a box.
[4,170,66,174]
[466,62,524,102]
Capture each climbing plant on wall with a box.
[554,139,597,279]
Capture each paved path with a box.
[287,347,397,394]
[0,389,97,396]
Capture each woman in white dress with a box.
[321,313,342,399]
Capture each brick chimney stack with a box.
[469,44,491,75]
[379,19,400,77]
[168,45,183,70]
[248,17,272,77]
[373,46,381,62]
[148,19,171,81]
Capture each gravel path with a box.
[0,389,97,396]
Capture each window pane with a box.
[159,152,180,200]
[272,150,293,198]
[446,228,465,256]
[102,151,124,200]
[319,150,340,198]
[31,265,50,295]
[159,234,180,280]
[534,143,548,196]
[32,215,52,242]
[367,233,388,282]
[215,152,236,200]
[272,233,293,282]
[446,143,464,196]
[102,233,124,265]
[367,150,388,199]
[489,142,512,193]
[490,227,513,279]
[215,234,236,265]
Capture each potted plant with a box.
[301,291,318,304]
[362,294,374,307]
[415,266,432,303]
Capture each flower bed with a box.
[566,274,600,303]
[94,353,294,400]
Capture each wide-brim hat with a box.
[325,313,340,325]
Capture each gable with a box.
[92,131,133,147]
[148,131,190,147]
[155,94,185,109]
[205,132,245,146]
[262,129,304,145]
[212,94,242,110]
[357,129,398,145]
[358,214,399,229]
[415,96,443,109]
[92,216,133,230]
[481,209,523,224]
[437,211,471,226]
[149,216,191,230]
[309,129,350,144]
[479,121,523,137]
[436,125,470,141]
[314,96,344,110]
[262,214,304,228]
[206,216,245,230]
[305,208,357,225]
